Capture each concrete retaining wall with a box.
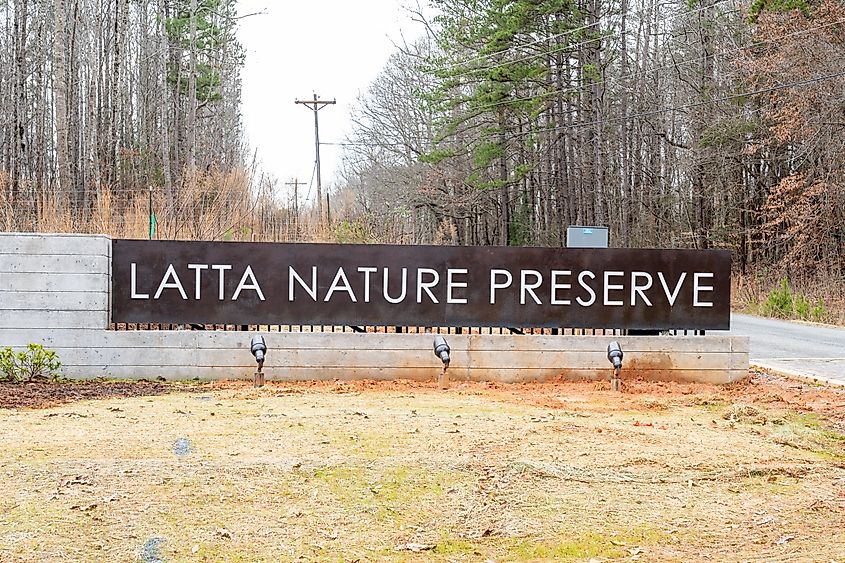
[0,233,749,383]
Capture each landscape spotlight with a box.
[607,341,623,392]
[607,341,623,376]
[251,334,267,371]
[433,335,450,368]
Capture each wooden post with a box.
[438,366,449,390]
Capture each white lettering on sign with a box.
[232,265,265,301]
[324,267,356,302]
[446,269,468,304]
[576,270,596,306]
[383,267,408,304]
[550,270,572,305]
[131,263,264,301]
[358,267,377,302]
[212,265,232,300]
[154,264,188,300]
[630,271,653,306]
[603,271,625,306]
[130,263,149,299]
[127,261,721,310]
[658,272,686,307]
[417,268,440,303]
[489,269,512,304]
[693,272,714,307]
[289,266,317,301]
[188,264,209,300]
[521,270,543,305]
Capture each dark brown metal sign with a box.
[111,239,731,329]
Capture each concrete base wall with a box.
[0,233,749,384]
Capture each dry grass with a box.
[733,271,845,326]
[0,376,844,561]
[0,168,327,243]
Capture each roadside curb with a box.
[750,361,845,388]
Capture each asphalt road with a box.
[716,313,845,385]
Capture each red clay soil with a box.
[213,370,845,427]
[4,372,845,429]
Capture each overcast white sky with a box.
[235,1,430,207]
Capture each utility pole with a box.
[284,177,305,239]
[295,93,335,227]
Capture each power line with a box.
[302,159,317,206]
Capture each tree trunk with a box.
[53,0,73,209]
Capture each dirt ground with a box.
[0,371,844,562]
[0,380,204,410]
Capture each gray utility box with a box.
[566,226,609,248]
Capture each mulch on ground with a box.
[0,381,206,409]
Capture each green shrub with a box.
[810,298,828,323]
[761,278,793,318]
[0,344,62,383]
[758,278,828,323]
[794,293,811,320]
[0,347,15,382]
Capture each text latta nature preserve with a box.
[111,240,731,330]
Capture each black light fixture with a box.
[251,335,266,368]
[607,341,623,391]
[433,335,451,389]
[433,335,451,368]
[251,335,267,387]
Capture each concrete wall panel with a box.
[28,342,746,370]
[0,253,109,274]
[0,233,110,255]
[0,310,109,329]
[0,272,109,293]
[0,291,108,311]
